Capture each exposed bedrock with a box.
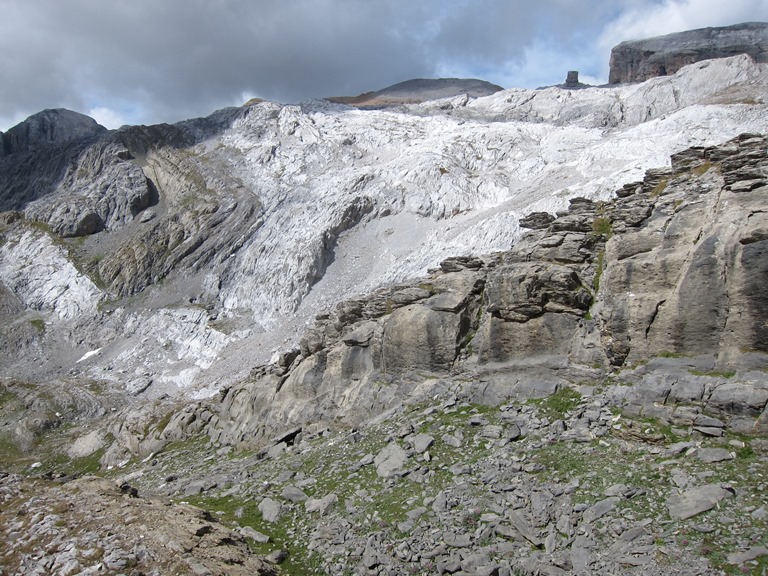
[148,134,768,453]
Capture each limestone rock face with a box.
[597,135,768,367]
[193,134,768,447]
[609,22,768,84]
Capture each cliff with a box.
[1,54,766,397]
[609,22,768,84]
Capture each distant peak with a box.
[326,77,503,109]
[1,108,106,155]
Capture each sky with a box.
[1,0,767,131]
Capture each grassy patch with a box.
[184,492,337,575]
[632,416,681,442]
[658,350,688,359]
[528,387,583,420]
[184,494,313,574]
[592,250,605,293]
[691,161,713,177]
[148,409,175,438]
[29,317,46,334]
[650,178,669,197]
[591,216,612,239]
[27,220,55,235]
[0,385,17,408]
[0,433,26,467]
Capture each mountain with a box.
[1,28,768,576]
[326,77,503,108]
[609,21,768,84]
[1,54,766,398]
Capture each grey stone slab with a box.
[667,483,735,519]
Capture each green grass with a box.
[0,433,26,468]
[658,351,688,359]
[0,385,17,408]
[528,387,582,420]
[46,447,108,476]
[27,220,55,235]
[591,216,612,239]
[184,491,338,575]
[592,250,605,293]
[690,161,713,177]
[29,317,46,334]
[650,178,670,197]
[147,409,175,438]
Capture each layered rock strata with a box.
[132,134,768,457]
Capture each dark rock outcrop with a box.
[0,105,247,237]
[609,22,768,84]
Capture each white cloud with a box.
[87,106,129,129]
[0,111,28,133]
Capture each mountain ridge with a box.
[326,77,504,108]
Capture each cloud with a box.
[1,0,766,131]
[87,107,130,130]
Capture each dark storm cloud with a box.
[1,0,437,127]
[1,0,767,130]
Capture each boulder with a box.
[374,442,409,477]
[666,483,735,519]
[258,498,283,523]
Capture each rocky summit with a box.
[1,27,768,576]
[609,22,768,84]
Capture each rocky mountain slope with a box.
[1,53,767,399]
[2,132,767,575]
[1,32,768,575]
[609,22,768,84]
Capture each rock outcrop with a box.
[159,134,768,452]
[0,108,105,156]
[609,22,768,84]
